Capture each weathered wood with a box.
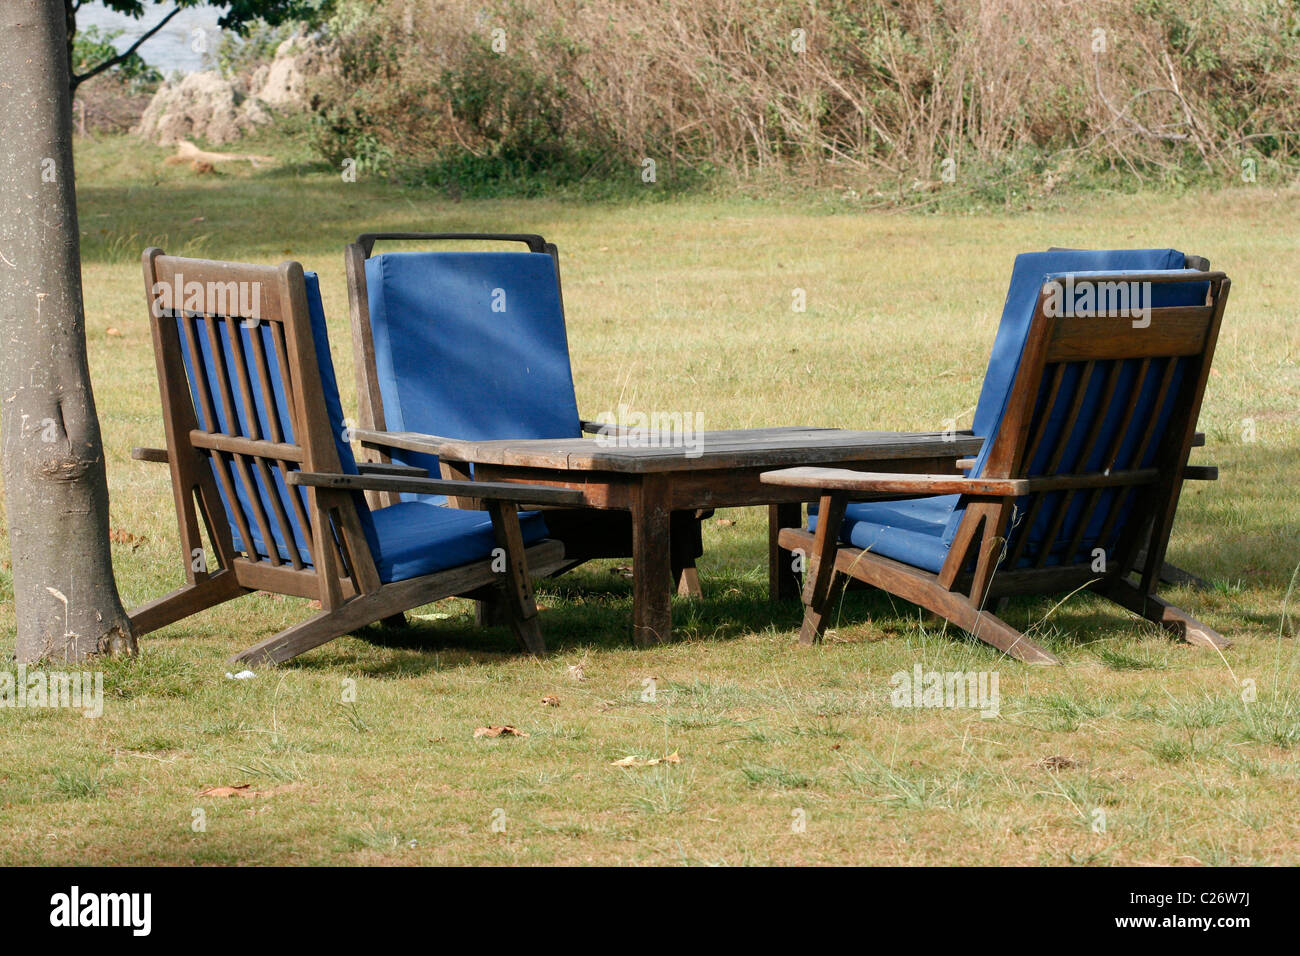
[630,474,672,647]
[669,509,704,599]
[797,495,847,643]
[769,502,803,602]
[761,466,1029,497]
[438,429,982,474]
[486,500,546,655]
[232,540,565,664]
[286,470,587,506]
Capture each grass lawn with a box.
[0,137,1297,865]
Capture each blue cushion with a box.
[369,500,548,584]
[811,495,959,574]
[365,251,583,503]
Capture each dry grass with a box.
[0,135,1296,864]
[315,0,1300,185]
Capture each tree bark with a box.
[0,0,136,662]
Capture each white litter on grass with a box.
[225,670,256,680]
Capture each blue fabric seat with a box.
[369,500,547,584]
[364,251,582,503]
[178,270,544,585]
[821,249,1205,574]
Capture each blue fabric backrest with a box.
[174,271,375,566]
[970,249,1190,440]
[365,251,583,494]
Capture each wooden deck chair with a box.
[344,232,708,604]
[128,250,582,665]
[763,256,1231,664]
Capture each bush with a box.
[303,0,1300,198]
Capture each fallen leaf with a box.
[610,751,681,768]
[106,327,124,337]
[610,566,634,578]
[108,528,145,549]
[567,664,587,682]
[474,725,529,739]
[540,695,560,707]
[715,518,735,527]
[198,784,253,798]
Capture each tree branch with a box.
[71,4,181,92]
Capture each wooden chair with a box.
[129,250,582,665]
[343,232,709,604]
[763,262,1231,664]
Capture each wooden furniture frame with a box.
[763,270,1232,664]
[343,231,709,605]
[407,427,985,646]
[129,250,581,665]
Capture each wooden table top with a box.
[422,427,984,474]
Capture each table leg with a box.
[769,502,803,602]
[631,474,673,646]
[670,510,704,599]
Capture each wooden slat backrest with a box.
[142,250,379,605]
[942,270,1229,589]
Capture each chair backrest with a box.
[947,266,1228,583]
[143,250,378,602]
[346,234,583,490]
[971,248,1192,440]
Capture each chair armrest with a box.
[351,427,455,457]
[356,461,429,478]
[132,447,169,463]
[286,471,587,507]
[761,466,1029,497]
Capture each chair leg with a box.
[800,574,847,643]
[670,510,704,599]
[798,494,848,644]
[232,607,362,666]
[474,598,510,627]
[943,600,1061,665]
[129,570,247,636]
[1092,578,1229,650]
[486,501,547,656]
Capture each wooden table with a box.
[383,427,984,646]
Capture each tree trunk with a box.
[0,0,136,662]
